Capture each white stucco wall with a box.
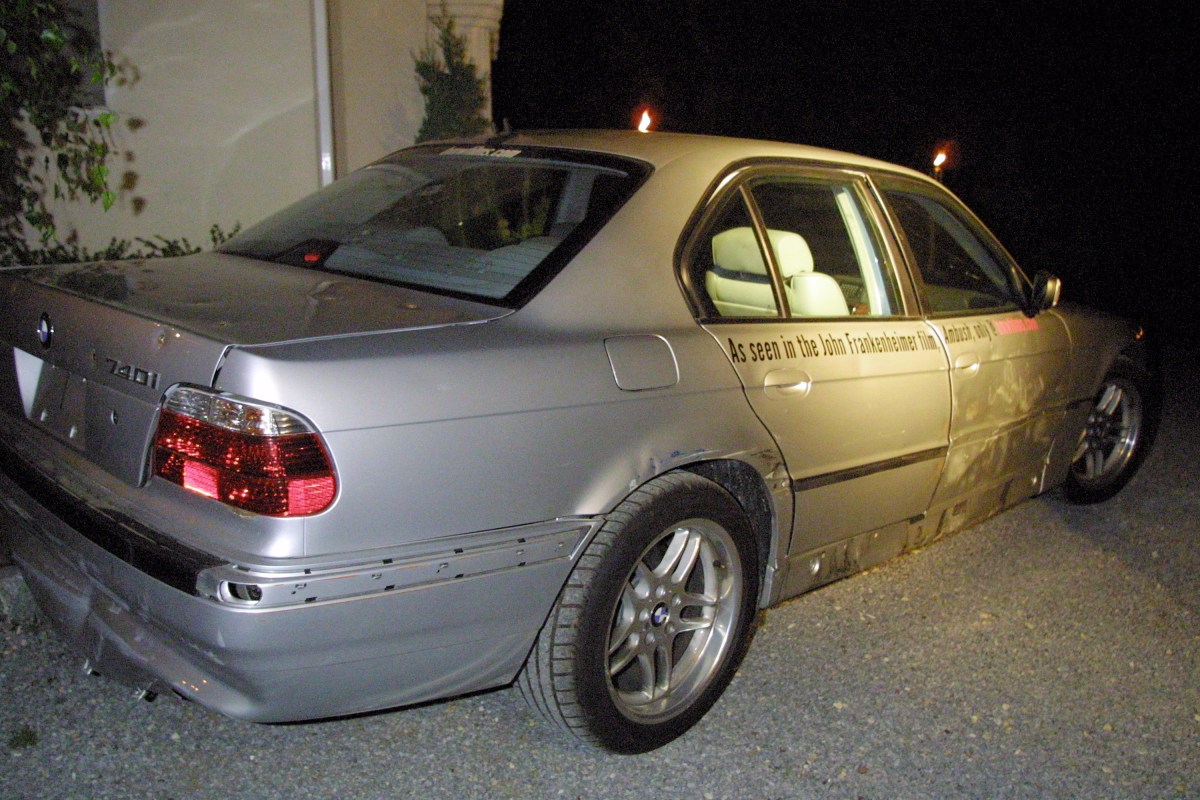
[329,0,502,175]
[31,0,502,251]
[41,0,322,249]
[327,0,429,175]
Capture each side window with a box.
[690,172,900,319]
[696,191,783,318]
[883,188,1020,314]
[749,178,900,317]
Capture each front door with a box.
[876,178,1071,527]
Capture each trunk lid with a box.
[0,253,506,484]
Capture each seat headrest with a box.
[712,227,813,278]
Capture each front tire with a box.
[1063,360,1159,504]
[518,472,759,753]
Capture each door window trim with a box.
[870,175,1031,319]
[677,160,921,323]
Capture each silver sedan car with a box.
[0,131,1158,753]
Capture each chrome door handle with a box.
[763,368,812,399]
[953,352,981,377]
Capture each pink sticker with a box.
[993,317,1039,335]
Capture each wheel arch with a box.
[1042,322,1163,501]
[680,458,788,607]
[518,466,771,752]
[1114,327,1162,387]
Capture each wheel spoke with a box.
[670,614,713,635]
[669,532,703,586]
[633,650,657,698]
[1097,384,1123,417]
[608,593,638,657]
[651,529,699,582]
[1072,434,1090,463]
[630,561,653,596]
[652,641,672,696]
[678,588,717,610]
[608,637,639,677]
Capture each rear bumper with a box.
[0,464,595,722]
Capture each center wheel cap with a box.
[650,603,669,627]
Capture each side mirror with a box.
[1026,271,1062,317]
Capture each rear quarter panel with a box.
[214,165,786,558]
[215,318,782,558]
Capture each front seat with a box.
[784,247,850,318]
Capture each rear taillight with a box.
[152,387,336,517]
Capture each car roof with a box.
[469,129,932,182]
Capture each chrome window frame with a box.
[869,174,1031,318]
[677,159,922,323]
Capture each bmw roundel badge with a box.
[37,312,53,349]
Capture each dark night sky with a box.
[492,2,1196,345]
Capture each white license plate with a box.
[14,348,87,449]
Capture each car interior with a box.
[706,227,849,318]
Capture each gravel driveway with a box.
[3,351,1197,800]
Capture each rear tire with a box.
[1063,360,1159,504]
[518,472,759,753]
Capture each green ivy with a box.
[0,0,122,250]
[1,223,240,267]
[414,7,489,143]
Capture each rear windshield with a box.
[220,144,649,307]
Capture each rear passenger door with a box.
[875,177,1071,524]
[682,164,952,584]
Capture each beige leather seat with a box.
[708,227,848,317]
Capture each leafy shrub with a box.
[0,223,239,266]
